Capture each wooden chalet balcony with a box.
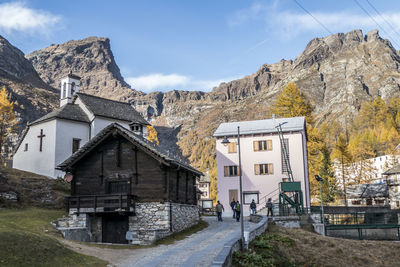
[66,194,136,214]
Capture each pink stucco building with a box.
[213,117,310,216]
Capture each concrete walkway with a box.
[115,216,252,267]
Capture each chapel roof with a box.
[74,93,149,125]
[57,123,203,176]
[29,103,90,126]
[347,184,388,199]
[213,116,306,137]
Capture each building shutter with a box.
[228,142,237,153]
[267,140,273,151]
[254,164,260,175]
[253,141,259,151]
[224,166,228,177]
[268,163,274,174]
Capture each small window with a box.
[366,198,373,206]
[71,82,76,95]
[228,142,237,153]
[24,143,28,151]
[243,192,259,204]
[254,163,274,175]
[72,138,81,153]
[224,165,238,177]
[62,83,66,98]
[253,140,272,151]
[352,200,361,205]
[375,199,385,205]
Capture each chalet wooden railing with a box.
[66,194,136,214]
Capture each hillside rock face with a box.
[26,37,143,102]
[133,29,400,137]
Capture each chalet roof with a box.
[213,117,306,137]
[29,103,90,126]
[74,93,149,125]
[57,123,203,176]
[347,184,388,198]
[383,164,400,175]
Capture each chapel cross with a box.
[37,129,45,152]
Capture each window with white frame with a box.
[243,191,259,204]
[254,163,274,175]
[224,165,238,177]
[253,140,272,151]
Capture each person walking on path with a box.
[266,198,273,217]
[216,201,224,221]
[235,201,241,222]
[250,199,257,214]
[230,199,236,218]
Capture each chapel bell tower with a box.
[60,71,81,107]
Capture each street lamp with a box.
[222,126,245,250]
[315,175,325,230]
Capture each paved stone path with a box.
[115,216,252,267]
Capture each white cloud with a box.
[0,2,61,34]
[230,3,400,45]
[126,73,237,93]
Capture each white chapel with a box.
[13,73,149,178]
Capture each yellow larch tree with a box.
[146,125,159,145]
[0,87,17,162]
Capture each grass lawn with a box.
[0,208,107,267]
[233,223,400,267]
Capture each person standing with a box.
[235,201,241,222]
[230,198,236,218]
[250,199,257,214]
[266,198,273,217]
[216,201,224,221]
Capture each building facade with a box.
[13,73,149,178]
[56,123,202,244]
[213,117,310,216]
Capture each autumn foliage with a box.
[146,125,159,145]
[0,87,17,162]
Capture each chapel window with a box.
[24,143,28,152]
[72,138,81,153]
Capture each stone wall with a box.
[171,203,199,232]
[54,202,199,245]
[129,202,170,245]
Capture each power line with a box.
[292,0,333,35]
[353,0,400,48]
[365,0,400,44]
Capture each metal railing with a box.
[66,194,136,214]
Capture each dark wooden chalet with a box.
[57,123,202,243]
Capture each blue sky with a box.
[1,0,400,93]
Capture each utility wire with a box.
[292,0,333,35]
[365,0,400,44]
[353,0,400,48]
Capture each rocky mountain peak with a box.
[26,36,143,101]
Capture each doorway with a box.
[102,214,129,244]
[229,189,238,203]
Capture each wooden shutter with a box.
[268,163,274,174]
[253,141,259,151]
[228,142,237,153]
[254,164,260,175]
[224,166,228,177]
[267,140,273,151]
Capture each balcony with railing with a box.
[66,194,136,214]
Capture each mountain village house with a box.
[213,117,310,216]
[56,123,202,244]
[13,73,149,178]
[12,73,202,244]
[196,172,214,211]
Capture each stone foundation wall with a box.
[129,202,170,245]
[171,203,199,232]
[55,202,199,245]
